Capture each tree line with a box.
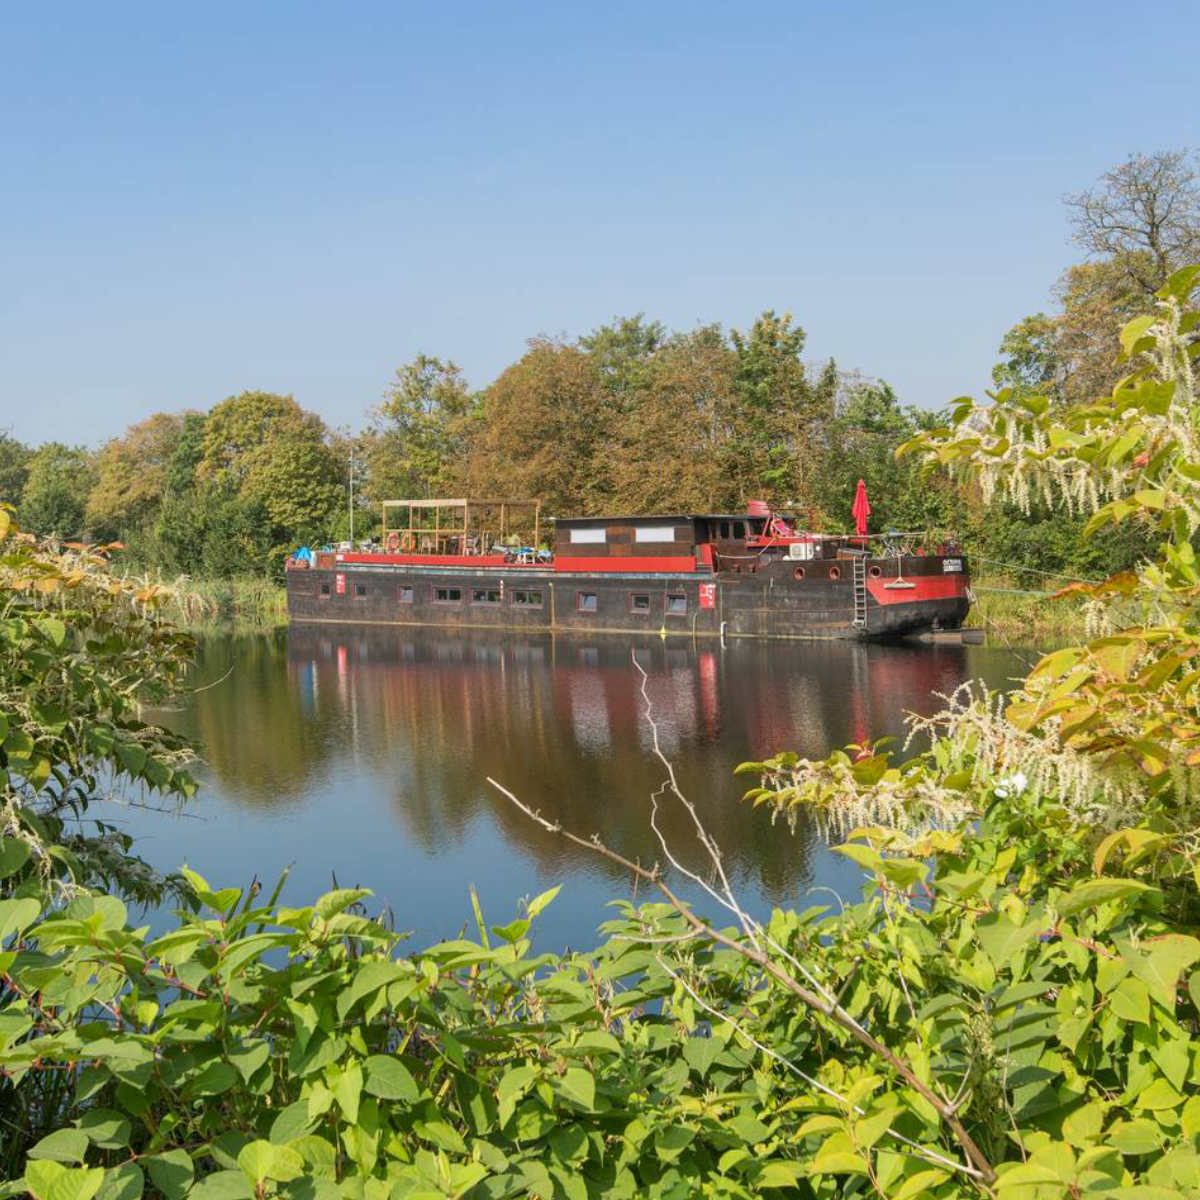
[2,149,1196,582]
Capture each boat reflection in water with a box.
[155,627,1019,949]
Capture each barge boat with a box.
[286,497,971,641]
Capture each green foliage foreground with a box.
[3,272,1200,1197]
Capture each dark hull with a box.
[287,554,970,642]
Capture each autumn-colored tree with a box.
[363,356,476,504]
[466,341,611,515]
[996,150,1199,406]
[605,327,740,513]
[19,442,95,538]
[85,411,191,539]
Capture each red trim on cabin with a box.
[553,555,697,574]
[867,574,969,606]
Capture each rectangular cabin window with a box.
[634,524,677,543]
[398,586,414,603]
[472,588,502,605]
[665,593,688,616]
[512,590,543,607]
[577,592,598,613]
[629,593,651,613]
[320,583,331,597]
[354,584,367,597]
[434,586,462,604]
[720,521,730,538]
[732,521,746,539]
[569,527,607,544]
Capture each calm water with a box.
[117,627,1031,950]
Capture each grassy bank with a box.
[967,576,1091,645]
[162,575,288,631]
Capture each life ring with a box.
[399,531,416,553]
[386,531,400,552]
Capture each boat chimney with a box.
[746,499,770,518]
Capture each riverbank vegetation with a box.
[3,256,1200,1195]
[2,151,1197,629]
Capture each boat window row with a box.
[578,591,688,616]
[318,581,688,614]
[320,581,546,607]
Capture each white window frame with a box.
[569,527,607,544]
[634,524,678,543]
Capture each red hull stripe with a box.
[553,556,697,574]
[867,575,969,605]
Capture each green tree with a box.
[0,433,32,506]
[730,310,838,507]
[578,313,667,404]
[19,443,95,538]
[363,356,476,504]
[198,391,342,558]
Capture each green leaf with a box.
[268,1101,316,1144]
[1109,976,1150,1025]
[331,1059,362,1124]
[29,1130,89,1164]
[237,1141,304,1185]
[557,1067,596,1111]
[145,1151,194,1200]
[23,1163,106,1200]
[76,1109,130,1150]
[490,918,531,944]
[1120,314,1156,356]
[526,885,561,918]
[976,914,1037,967]
[187,1170,253,1200]
[1128,934,1200,1009]
[38,617,67,648]
[0,837,31,880]
[833,843,883,874]
[363,1054,418,1102]
[0,896,42,941]
[757,1161,805,1189]
[1059,878,1157,916]
[95,1165,142,1200]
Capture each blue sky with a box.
[2,1,1196,446]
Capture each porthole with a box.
[793,567,805,581]
[829,566,841,581]
[869,565,883,578]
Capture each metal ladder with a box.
[852,555,868,631]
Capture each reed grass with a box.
[162,576,288,632]
[967,575,1090,647]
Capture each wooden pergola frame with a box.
[380,499,541,555]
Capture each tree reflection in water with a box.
[138,628,1024,946]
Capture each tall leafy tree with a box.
[364,356,476,503]
[19,443,95,538]
[730,311,837,506]
[578,314,667,405]
[0,433,32,506]
[198,391,342,554]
